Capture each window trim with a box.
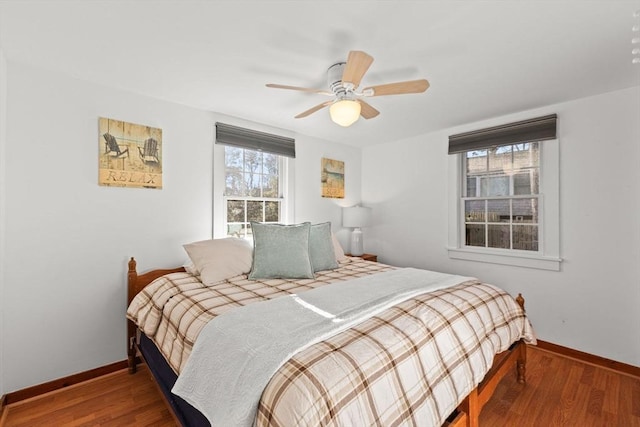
[447,138,561,271]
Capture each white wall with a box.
[1,61,362,393]
[2,61,214,393]
[292,134,362,250]
[362,87,640,366]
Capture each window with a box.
[447,115,561,271]
[213,122,295,239]
[224,146,284,238]
[463,143,540,252]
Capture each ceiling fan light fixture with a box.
[329,100,361,127]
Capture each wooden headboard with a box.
[127,257,185,304]
[126,257,185,373]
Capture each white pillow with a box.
[332,233,348,262]
[183,237,253,285]
[182,260,200,276]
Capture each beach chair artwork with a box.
[138,138,160,164]
[98,117,163,189]
[103,133,129,158]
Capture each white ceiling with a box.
[1,0,639,147]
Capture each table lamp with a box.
[342,206,372,256]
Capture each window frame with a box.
[223,148,286,238]
[462,143,541,253]
[213,143,294,239]
[447,138,561,271]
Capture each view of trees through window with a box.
[224,146,282,238]
[463,142,540,251]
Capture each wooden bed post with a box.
[127,257,138,374]
[462,389,479,427]
[515,293,526,384]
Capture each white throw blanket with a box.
[172,268,472,427]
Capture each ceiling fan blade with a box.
[342,51,374,88]
[358,100,380,119]
[295,101,333,118]
[362,79,430,96]
[266,84,333,96]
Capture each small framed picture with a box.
[321,158,344,198]
[98,117,163,189]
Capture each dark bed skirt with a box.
[139,333,211,427]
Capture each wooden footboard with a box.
[446,294,527,427]
[461,340,526,427]
[125,257,528,426]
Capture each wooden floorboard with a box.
[1,366,174,427]
[2,346,639,426]
[480,347,640,427]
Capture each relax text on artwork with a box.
[99,169,162,188]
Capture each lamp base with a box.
[350,228,364,256]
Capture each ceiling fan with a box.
[266,50,430,127]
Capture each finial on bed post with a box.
[516,293,525,311]
[128,257,137,274]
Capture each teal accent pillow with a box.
[249,222,315,279]
[309,222,338,272]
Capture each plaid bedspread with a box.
[127,259,535,426]
[127,258,395,374]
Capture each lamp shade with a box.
[330,100,361,127]
[342,206,372,228]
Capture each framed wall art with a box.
[98,117,163,189]
[321,157,344,199]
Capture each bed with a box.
[126,226,535,427]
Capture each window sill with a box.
[447,247,562,271]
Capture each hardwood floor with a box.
[1,366,174,427]
[479,347,640,426]
[2,346,638,426]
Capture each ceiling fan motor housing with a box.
[327,62,350,99]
